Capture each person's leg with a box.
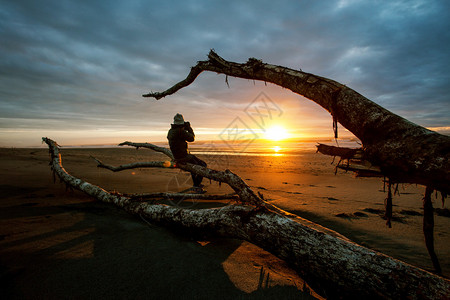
[192,174,202,187]
[186,154,207,187]
[193,155,207,186]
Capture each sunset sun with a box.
[264,125,289,141]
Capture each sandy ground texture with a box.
[1,147,449,298]
[0,148,321,299]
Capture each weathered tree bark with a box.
[316,143,361,160]
[143,50,450,195]
[43,137,450,299]
[119,141,174,159]
[92,157,168,171]
[95,141,351,241]
[97,141,264,206]
[126,192,239,201]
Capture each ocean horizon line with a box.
[10,138,362,156]
[15,137,358,147]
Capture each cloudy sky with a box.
[1,0,449,147]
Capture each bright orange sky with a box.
[1,79,448,147]
[1,83,358,147]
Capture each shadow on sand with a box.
[1,195,316,299]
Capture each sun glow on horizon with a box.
[264,125,289,141]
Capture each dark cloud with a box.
[0,0,449,146]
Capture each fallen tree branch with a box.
[143,50,450,194]
[92,156,169,171]
[316,143,361,160]
[92,142,352,241]
[43,137,450,299]
[115,141,265,207]
[336,165,383,178]
[92,156,241,200]
[141,50,449,272]
[119,141,174,159]
[316,144,382,177]
[126,192,239,201]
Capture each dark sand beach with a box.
[1,147,449,299]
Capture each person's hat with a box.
[173,113,185,125]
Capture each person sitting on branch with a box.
[167,113,207,193]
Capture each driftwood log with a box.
[142,50,449,273]
[143,50,450,195]
[43,137,450,299]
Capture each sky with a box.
[0,0,449,147]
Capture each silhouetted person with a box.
[167,113,207,192]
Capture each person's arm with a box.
[184,121,195,142]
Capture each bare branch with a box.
[337,165,383,178]
[94,143,264,206]
[127,192,239,201]
[316,143,361,160]
[91,156,169,171]
[142,62,209,99]
[119,141,174,159]
[141,50,450,194]
[91,143,350,236]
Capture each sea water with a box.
[188,138,361,157]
